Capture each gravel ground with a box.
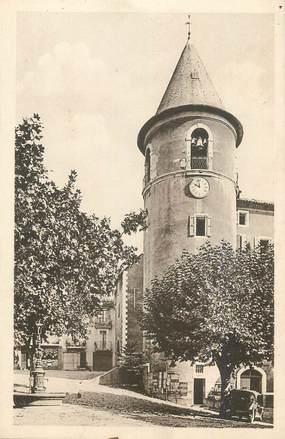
[63,391,272,428]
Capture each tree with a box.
[143,240,274,416]
[15,114,146,354]
[118,341,145,375]
[118,341,145,387]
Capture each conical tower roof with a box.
[137,40,243,153]
[157,43,223,114]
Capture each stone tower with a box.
[137,41,243,288]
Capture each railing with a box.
[94,341,112,351]
[94,320,112,329]
[66,340,86,348]
[191,157,208,169]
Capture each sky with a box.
[16,12,275,252]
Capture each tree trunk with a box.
[216,348,232,418]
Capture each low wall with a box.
[99,367,141,388]
[99,367,121,386]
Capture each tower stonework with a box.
[138,43,243,288]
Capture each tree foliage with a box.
[143,240,274,414]
[118,341,145,376]
[15,114,146,347]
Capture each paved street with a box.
[14,372,272,428]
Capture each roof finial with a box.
[185,14,191,43]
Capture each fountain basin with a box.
[14,392,66,408]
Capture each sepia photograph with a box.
[0,0,283,437]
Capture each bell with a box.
[197,137,203,146]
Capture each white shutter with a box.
[236,211,239,225]
[236,234,241,249]
[188,216,195,236]
[207,217,212,236]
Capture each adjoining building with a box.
[114,254,144,363]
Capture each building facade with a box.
[17,307,115,371]
[114,255,144,365]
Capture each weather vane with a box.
[185,14,191,42]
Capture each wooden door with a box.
[194,378,205,404]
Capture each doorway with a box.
[193,378,205,404]
[93,351,112,371]
[80,351,86,369]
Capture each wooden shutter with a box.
[207,217,212,236]
[188,216,195,236]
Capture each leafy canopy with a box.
[15,114,146,346]
[143,240,274,374]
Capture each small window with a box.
[239,213,246,225]
[196,365,204,374]
[196,217,206,236]
[237,210,249,227]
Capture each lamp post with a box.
[30,322,46,393]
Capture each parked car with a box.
[225,389,264,423]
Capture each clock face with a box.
[189,177,209,198]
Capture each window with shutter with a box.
[188,215,211,237]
